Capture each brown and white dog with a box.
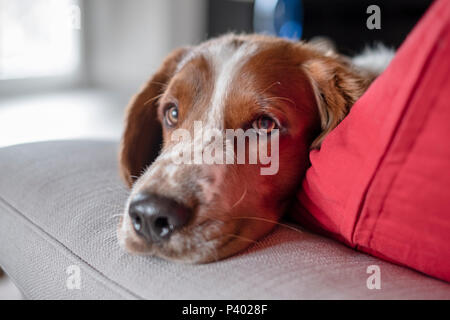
[117,34,389,263]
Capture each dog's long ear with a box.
[119,48,188,187]
[304,56,374,149]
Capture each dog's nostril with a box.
[132,215,142,232]
[153,217,173,238]
[129,208,147,238]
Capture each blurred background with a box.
[0,0,432,149]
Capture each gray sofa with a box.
[0,140,449,299]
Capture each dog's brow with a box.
[176,50,201,73]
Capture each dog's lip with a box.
[156,217,242,260]
[152,232,239,263]
[118,203,250,262]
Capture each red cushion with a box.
[292,0,450,282]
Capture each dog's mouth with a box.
[116,155,282,263]
[117,209,251,263]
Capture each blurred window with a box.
[0,0,80,80]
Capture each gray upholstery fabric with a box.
[0,140,449,300]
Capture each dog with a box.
[117,34,392,263]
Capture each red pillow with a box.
[292,0,450,282]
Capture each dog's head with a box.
[117,34,373,263]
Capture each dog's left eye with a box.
[252,116,278,134]
[164,104,179,127]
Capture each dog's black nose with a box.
[128,192,191,242]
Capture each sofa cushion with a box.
[0,140,449,299]
[293,0,450,282]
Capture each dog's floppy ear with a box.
[304,57,374,148]
[119,47,188,187]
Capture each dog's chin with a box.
[116,215,255,264]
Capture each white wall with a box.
[83,0,207,94]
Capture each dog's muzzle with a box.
[128,192,192,243]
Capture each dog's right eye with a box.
[164,103,179,127]
[252,115,278,134]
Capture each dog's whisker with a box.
[104,184,128,190]
[104,211,124,217]
[148,80,169,88]
[262,96,296,107]
[106,214,125,223]
[101,202,126,207]
[193,215,257,247]
[231,185,247,210]
[101,205,125,212]
[259,81,282,95]
[143,93,165,106]
[196,214,229,227]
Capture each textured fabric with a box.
[293,0,450,282]
[0,140,449,299]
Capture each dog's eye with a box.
[252,116,278,134]
[164,104,179,127]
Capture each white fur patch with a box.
[206,41,258,127]
[198,40,259,200]
[352,43,395,75]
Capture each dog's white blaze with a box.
[193,40,259,200]
[206,41,258,128]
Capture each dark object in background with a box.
[208,0,255,38]
[207,0,432,54]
